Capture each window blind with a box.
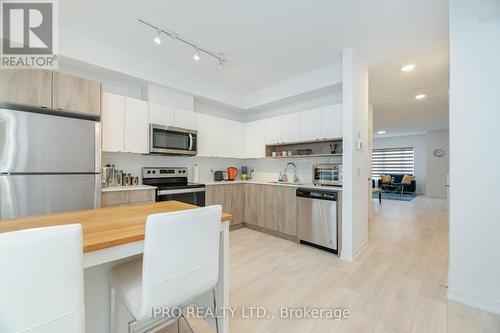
[372,147,414,178]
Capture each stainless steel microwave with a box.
[313,163,343,186]
[149,124,197,156]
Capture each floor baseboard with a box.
[448,287,500,315]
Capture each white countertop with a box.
[101,185,157,193]
[203,180,342,191]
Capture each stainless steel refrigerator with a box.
[0,108,101,219]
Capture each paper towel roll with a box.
[193,164,199,182]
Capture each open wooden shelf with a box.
[265,138,343,158]
[267,153,342,159]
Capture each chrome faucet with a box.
[284,162,299,184]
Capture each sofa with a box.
[377,174,416,193]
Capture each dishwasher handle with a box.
[296,188,337,201]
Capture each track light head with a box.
[154,29,162,45]
[193,48,200,62]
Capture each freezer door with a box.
[0,109,100,173]
[0,174,100,219]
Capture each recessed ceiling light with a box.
[377,130,387,134]
[401,64,416,72]
[415,94,427,100]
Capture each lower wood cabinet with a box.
[101,188,155,208]
[245,184,298,237]
[206,184,245,226]
[276,186,298,236]
[245,184,265,228]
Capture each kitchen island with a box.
[0,201,232,333]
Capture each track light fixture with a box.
[138,18,227,69]
[193,48,200,62]
[153,29,162,45]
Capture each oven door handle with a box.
[158,188,205,195]
[188,133,193,151]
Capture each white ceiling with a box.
[60,0,450,134]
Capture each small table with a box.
[381,183,405,195]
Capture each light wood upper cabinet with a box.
[276,186,298,236]
[102,92,125,152]
[0,69,52,108]
[124,97,148,154]
[52,72,101,116]
[174,108,196,129]
[196,113,215,157]
[149,102,174,126]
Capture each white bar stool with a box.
[0,224,85,333]
[108,205,222,333]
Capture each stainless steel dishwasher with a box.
[297,188,341,254]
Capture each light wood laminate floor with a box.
[163,196,500,333]
[227,196,500,333]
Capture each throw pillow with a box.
[401,175,416,184]
[380,175,392,183]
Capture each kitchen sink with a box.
[267,181,304,185]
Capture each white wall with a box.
[426,129,449,198]
[146,84,194,111]
[341,48,369,261]
[247,156,342,184]
[373,134,427,194]
[448,0,500,314]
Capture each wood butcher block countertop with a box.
[0,201,232,253]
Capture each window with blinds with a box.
[372,147,414,178]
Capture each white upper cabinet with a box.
[174,108,196,129]
[229,120,245,159]
[149,102,174,126]
[124,97,148,154]
[213,117,230,158]
[244,119,265,158]
[300,107,322,141]
[195,113,214,157]
[102,92,125,152]
[264,116,281,144]
[320,103,342,139]
[280,112,300,143]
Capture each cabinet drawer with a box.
[129,189,155,203]
[101,191,130,207]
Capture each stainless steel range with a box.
[142,167,205,206]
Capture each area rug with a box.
[373,192,417,201]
